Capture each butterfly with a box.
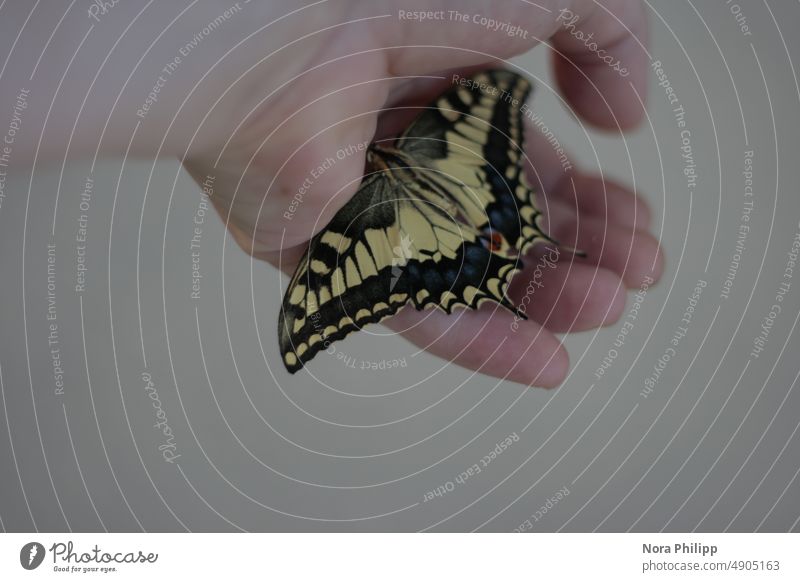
[278,69,573,373]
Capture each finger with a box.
[550,173,652,230]
[522,122,651,230]
[378,1,649,129]
[539,198,664,288]
[384,305,569,388]
[508,248,626,332]
[550,0,649,129]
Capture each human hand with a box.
[182,0,662,387]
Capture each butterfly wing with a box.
[278,169,522,373]
[279,69,568,373]
[395,69,557,256]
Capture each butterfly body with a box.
[278,70,563,373]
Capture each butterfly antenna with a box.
[501,296,528,321]
[560,244,587,259]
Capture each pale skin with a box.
[3,0,661,387]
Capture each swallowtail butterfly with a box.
[279,69,574,372]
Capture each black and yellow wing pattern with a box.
[279,69,561,373]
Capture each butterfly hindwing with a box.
[279,171,524,373]
[396,69,555,256]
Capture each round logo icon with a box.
[20,542,46,570]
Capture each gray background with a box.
[1,1,799,532]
